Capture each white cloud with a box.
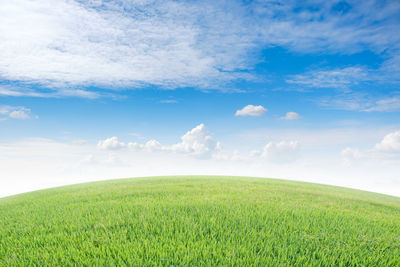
[281,112,300,120]
[0,105,31,120]
[80,154,95,164]
[286,67,368,89]
[363,97,400,112]
[374,130,400,153]
[341,147,364,166]
[1,130,400,198]
[0,0,257,91]
[0,85,103,99]
[260,140,299,164]
[98,124,221,158]
[250,150,261,158]
[56,89,101,99]
[260,1,400,55]
[127,142,144,151]
[320,94,400,112]
[235,105,267,117]
[159,99,178,104]
[340,130,400,166]
[97,136,126,150]
[143,140,163,153]
[0,86,39,97]
[71,139,88,146]
[1,1,399,96]
[9,110,29,119]
[169,124,221,158]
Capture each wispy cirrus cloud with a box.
[319,93,400,112]
[1,0,400,96]
[0,84,106,99]
[285,62,400,96]
[159,99,178,104]
[0,0,257,92]
[286,67,369,90]
[363,97,400,112]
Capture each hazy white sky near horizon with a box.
[1,0,400,198]
[1,124,399,198]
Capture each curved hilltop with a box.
[0,176,399,265]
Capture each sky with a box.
[1,0,400,197]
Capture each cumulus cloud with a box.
[143,140,164,152]
[98,124,221,158]
[341,147,364,166]
[9,110,29,119]
[281,112,300,120]
[374,130,400,153]
[340,130,400,166]
[97,136,126,150]
[235,105,267,117]
[253,140,300,163]
[170,124,222,157]
[0,106,31,120]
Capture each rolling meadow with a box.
[0,176,399,265]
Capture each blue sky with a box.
[1,0,400,197]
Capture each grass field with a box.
[0,176,399,266]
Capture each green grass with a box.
[0,176,399,266]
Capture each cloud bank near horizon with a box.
[1,125,400,198]
[98,124,222,159]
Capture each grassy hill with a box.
[0,176,399,265]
